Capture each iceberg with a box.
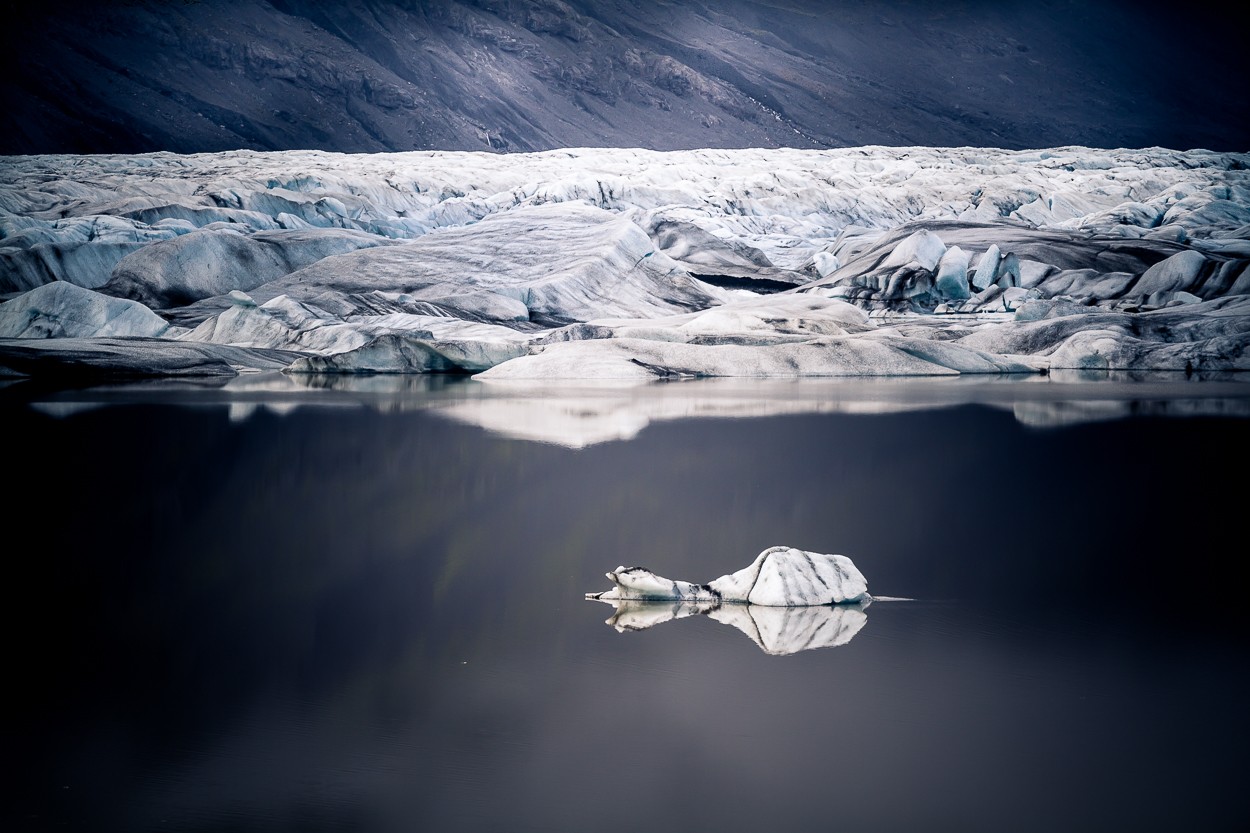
[586,546,874,654]
[587,546,871,606]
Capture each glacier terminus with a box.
[2,145,1247,380]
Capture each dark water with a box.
[3,378,1247,832]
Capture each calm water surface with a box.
[3,376,1247,832]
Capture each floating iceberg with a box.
[587,546,871,606]
[586,546,872,655]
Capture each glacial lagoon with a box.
[4,375,1248,832]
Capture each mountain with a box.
[3,0,1245,156]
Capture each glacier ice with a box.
[587,546,871,606]
[102,228,392,309]
[0,281,170,339]
[215,202,728,325]
[0,241,149,293]
[586,545,872,655]
[1,145,1248,380]
[934,246,972,300]
[0,337,297,378]
[286,333,528,374]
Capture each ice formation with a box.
[586,545,872,655]
[2,146,1248,379]
[587,546,871,606]
[0,281,170,339]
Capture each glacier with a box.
[2,146,1248,380]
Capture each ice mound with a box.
[223,201,726,324]
[102,228,394,309]
[0,281,170,339]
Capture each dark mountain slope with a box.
[2,0,1244,155]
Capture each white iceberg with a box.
[587,546,871,607]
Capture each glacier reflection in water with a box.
[21,371,1250,447]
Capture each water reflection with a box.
[10,372,1249,446]
[4,381,1247,831]
[592,599,870,655]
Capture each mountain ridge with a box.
[3,0,1245,156]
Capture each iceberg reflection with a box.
[592,598,870,656]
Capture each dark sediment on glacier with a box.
[1,146,1247,381]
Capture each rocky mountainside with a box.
[3,0,1245,155]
